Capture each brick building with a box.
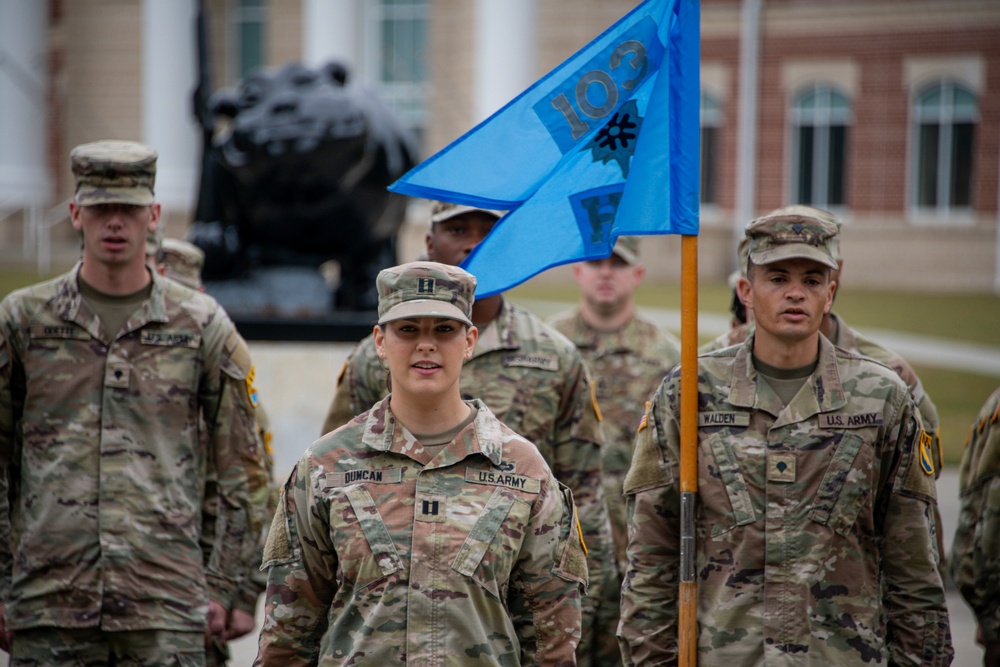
[1,0,998,290]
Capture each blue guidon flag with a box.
[390,0,700,297]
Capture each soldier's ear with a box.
[373,324,386,358]
[737,275,753,310]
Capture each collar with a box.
[361,397,504,468]
[729,331,847,425]
[55,262,169,342]
[826,311,859,352]
[569,309,640,353]
[472,299,519,357]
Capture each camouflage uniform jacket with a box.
[549,308,680,569]
[699,312,943,474]
[950,386,1000,642]
[257,397,587,666]
[0,264,269,632]
[619,333,953,666]
[321,300,615,640]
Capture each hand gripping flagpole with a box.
[679,234,698,666]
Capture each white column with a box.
[734,0,762,254]
[474,0,537,123]
[143,0,201,215]
[0,0,48,206]
[303,0,362,71]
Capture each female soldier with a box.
[255,261,587,666]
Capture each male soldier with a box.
[548,236,680,666]
[951,386,1000,667]
[156,236,278,666]
[700,206,944,479]
[322,201,617,666]
[0,140,270,664]
[619,212,953,665]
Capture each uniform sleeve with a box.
[321,339,386,435]
[549,353,617,656]
[256,460,337,666]
[507,477,585,667]
[235,403,280,614]
[880,397,954,666]
[950,389,1000,643]
[618,382,680,666]
[0,316,22,601]
[201,324,272,609]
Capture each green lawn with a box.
[4,269,997,467]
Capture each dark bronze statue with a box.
[188,59,419,313]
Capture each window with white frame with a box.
[700,91,721,206]
[366,0,428,146]
[232,0,266,81]
[913,81,977,211]
[791,85,851,208]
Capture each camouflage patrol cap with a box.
[744,212,839,271]
[429,201,504,225]
[737,236,751,275]
[611,236,640,265]
[160,238,205,290]
[377,261,476,326]
[71,140,157,206]
[766,204,842,263]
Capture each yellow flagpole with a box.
[678,233,699,666]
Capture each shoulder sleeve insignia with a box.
[918,429,935,476]
[900,426,937,502]
[245,365,260,409]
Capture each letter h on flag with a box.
[390,0,700,297]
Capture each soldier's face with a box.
[374,317,478,401]
[573,254,643,314]
[738,258,834,347]
[71,202,160,270]
[425,212,497,266]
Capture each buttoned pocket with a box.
[329,485,404,596]
[701,433,757,537]
[808,433,874,537]
[451,487,531,602]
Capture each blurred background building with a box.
[1,0,998,291]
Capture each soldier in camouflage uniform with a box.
[0,141,270,665]
[321,202,617,666]
[618,212,953,665]
[155,236,278,665]
[951,386,1000,667]
[700,206,944,478]
[549,237,681,666]
[257,261,586,665]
